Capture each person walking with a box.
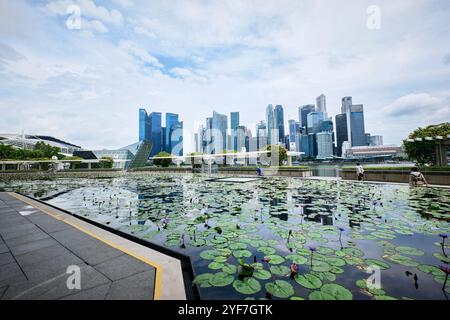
[409,167,428,186]
[356,163,364,181]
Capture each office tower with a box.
[307,112,324,134]
[335,113,348,157]
[308,133,317,158]
[289,120,302,151]
[266,104,277,145]
[256,121,267,151]
[139,108,150,141]
[316,94,327,119]
[165,113,179,152]
[212,111,227,154]
[274,105,285,145]
[369,135,383,146]
[236,125,248,152]
[169,121,183,156]
[230,112,239,151]
[148,112,162,156]
[316,132,334,159]
[298,134,310,157]
[349,104,366,146]
[299,105,315,131]
[341,96,353,114]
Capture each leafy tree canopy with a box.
[403,123,450,165]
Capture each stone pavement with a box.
[0,192,157,300]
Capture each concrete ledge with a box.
[340,169,450,185]
[3,192,187,300]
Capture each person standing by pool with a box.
[356,163,364,181]
[256,167,264,176]
[409,167,428,186]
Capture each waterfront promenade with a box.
[0,192,186,300]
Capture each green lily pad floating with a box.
[257,246,277,255]
[417,264,445,277]
[208,261,225,270]
[233,278,261,295]
[323,256,346,267]
[395,246,424,256]
[290,296,305,300]
[295,273,322,289]
[286,254,308,265]
[311,260,332,272]
[200,249,230,260]
[254,269,272,280]
[209,272,234,287]
[269,265,291,277]
[222,263,237,275]
[193,273,213,288]
[229,242,247,250]
[265,255,285,265]
[309,284,353,300]
[342,247,364,257]
[364,259,390,270]
[383,254,419,267]
[433,253,450,263]
[265,280,295,298]
[233,249,252,258]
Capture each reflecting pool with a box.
[1,173,449,300]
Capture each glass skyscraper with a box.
[165,113,179,152]
[274,105,285,145]
[306,112,324,134]
[299,105,315,132]
[266,104,276,145]
[335,113,348,157]
[149,112,162,156]
[212,111,228,154]
[169,121,183,156]
[349,104,366,146]
[230,112,239,151]
[316,94,327,119]
[139,108,150,141]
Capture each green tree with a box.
[403,123,450,165]
[34,142,60,158]
[153,151,173,167]
[265,144,288,166]
[100,157,114,169]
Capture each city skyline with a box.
[1,0,450,152]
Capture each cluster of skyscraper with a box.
[195,94,382,160]
[139,108,183,156]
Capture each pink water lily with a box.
[290,263,298,274]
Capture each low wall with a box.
[218,168,312,177]
[341,169,450,185]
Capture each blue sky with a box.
[0,0,449,151]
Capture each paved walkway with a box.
[0,192,186,300]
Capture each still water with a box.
[0,173,448,300]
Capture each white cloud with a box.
[119,40,163,69]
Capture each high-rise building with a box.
[335,113,348,157]
[369,135,383,146]
[169,121,183,156]
[236,125,248,152]
[298,134,310,157]
[349,104,366,146]
[165,113,179,152]
[149,112,162,156]
[299,105,315,132]
[341,96,353,114]
[316,132,334,159]
[139,108,150,141]
[274,105,285,145]
[256,121,267,151]
[316,94,327,119]
[212,111,228,154]
[289,120,302,151]
[230,112,239,151]
[266,104,276,145]
[307,112,324,134]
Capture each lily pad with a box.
[309,284,353,300]
[269,265,291,277]
[254,269,272,280]
[222,263,237,275]
[265,255,285,265]
[265,280,295,298]
[395,246,424,256]
[295,273,322,289]
[209,272,234,287]
[233,278,261,295]
[257,246,277,255]
[364,259,390,270]
[193,273,213,288]
[233,249,252,258]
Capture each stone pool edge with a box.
[8,192,190,300]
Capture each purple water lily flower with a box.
[440,266,450,275]
[338,227,345,232]
[439,234,448,239]
[308,246,316,252]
